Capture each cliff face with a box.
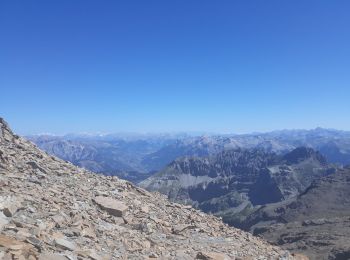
[242,167,350,260]
[0,118,293,259]
[140,148,333,228]
[140,140,350,259]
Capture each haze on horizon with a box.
[1,1,350,135]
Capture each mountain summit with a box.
[283,147,327,165]
[0,118,294,259]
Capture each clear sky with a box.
[1,1,350,135]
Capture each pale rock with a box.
[52,214,66,226]
[81,227,96,239]
[0,212,9,230]
[87,249,103,260]
[38,253,68,260]
[93,196,128,217]
[196,252,230,260]
[141,205,149,213]
[55,238,77,251]
[2,205,18,217]
[0,196,20,217]
[149,252,159,258]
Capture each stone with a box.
[0,212,9,230]
[172,224,196,234]
[3,205,18,217]
[87,249,103,260]
[26,161,47,174]
[26,236,42,248]
[93,196,128,217]
[52,214,66,227]
[38,253,68,260]
[0,235,24,249]
[55,238,77,251]
[141,205,149,213]
[81,227,96,239]
[196,252,230,260]
[149,252,159,258]
[291,253,310,260]
[0,196,20,217]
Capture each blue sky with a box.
[1,1,350,134]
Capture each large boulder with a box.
[93,196,128,217]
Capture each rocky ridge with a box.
[140,148,334,228]
[0,118,295,259]
[240,167,350,260]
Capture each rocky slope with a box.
[240,167,350,260]
[140,148,335,228]
[0,118,295,259]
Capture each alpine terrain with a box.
[0,118,297,259]
[140,147,350,259]
[241,166,350,260]
[140,147,335,225]
[29,128,350,184]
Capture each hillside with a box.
[140,147,335,228]
[0,118,294,259]
[241,167,350,259]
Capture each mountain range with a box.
[140,147,350,259]
[28,128,350,183]
[140,147,334,223]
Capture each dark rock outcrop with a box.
[140,147,333,228]
[241,168,350,259]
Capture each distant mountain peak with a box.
[283,147,327,165]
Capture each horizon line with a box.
[23,126,350,138]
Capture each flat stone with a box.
[141,205,149,213]
[55,238,76,251]
[26,236,42,248]
[0,235,24,249]
[26,161,47,174]
[93,196,128,217]
[38,253,68,260]
[0,196,20,217]
[87,249,103,260]
[3,205,18,217]
[196,252,230,260]
[0,212,9,230]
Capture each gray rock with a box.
[38,253,68,260]
[0,212,9,230]
[55,238,77,251]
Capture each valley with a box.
[27,127,350,259]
